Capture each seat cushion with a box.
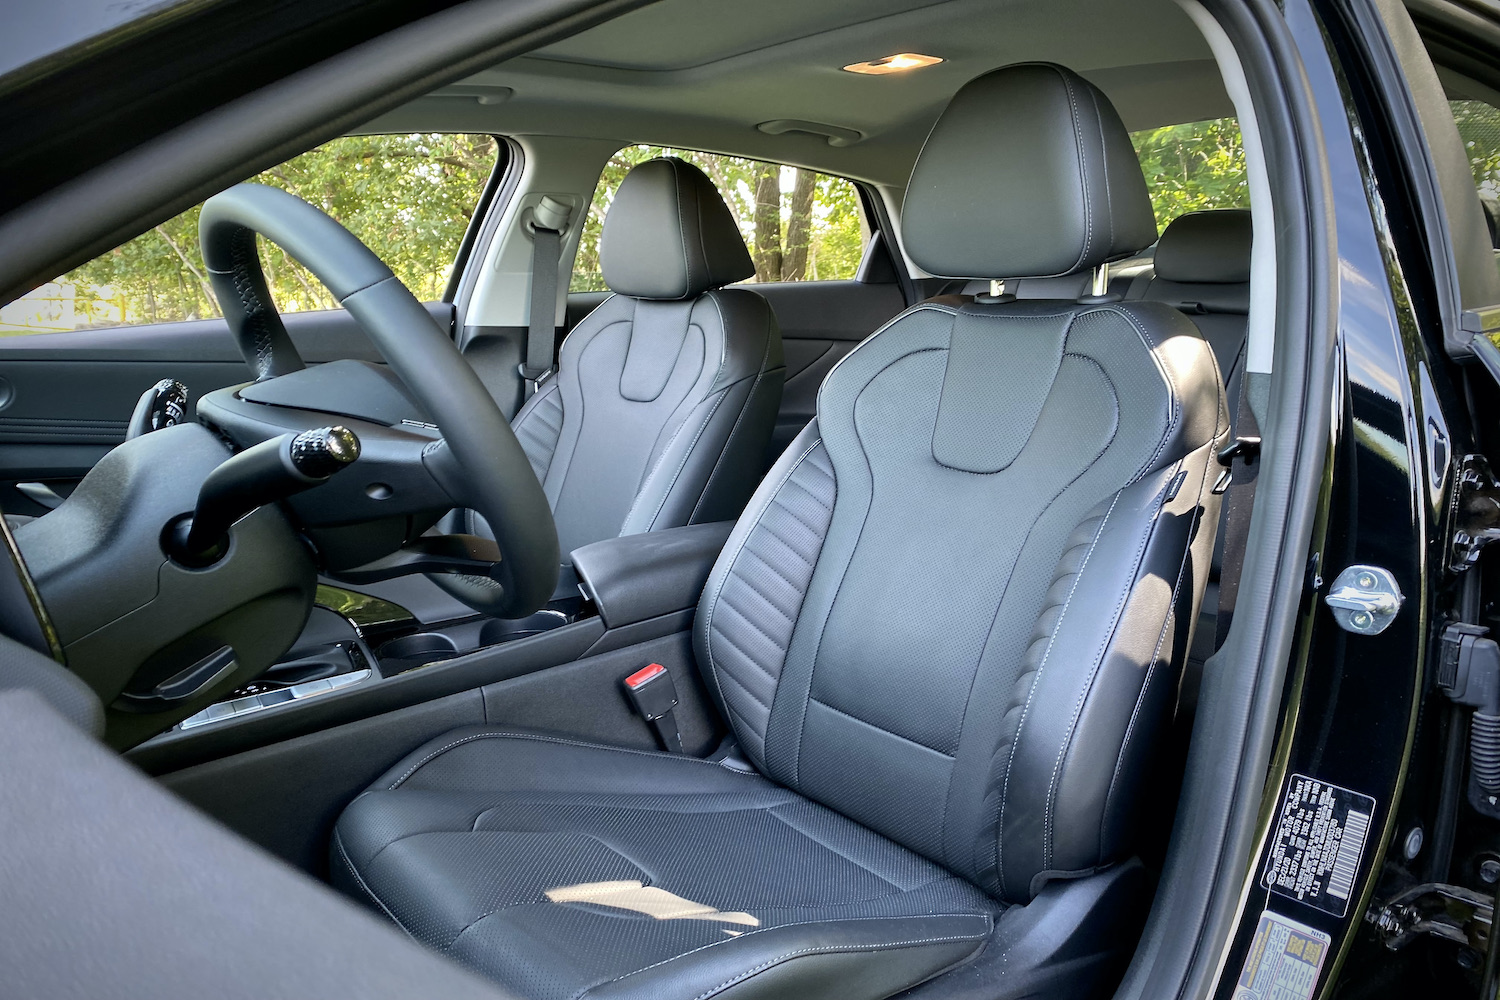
[334,728,998,1000]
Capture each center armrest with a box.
[570,521,736,630]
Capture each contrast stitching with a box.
[333,830,409,932]
[701,437,826,753]
[790,342,950,784]
[1104,498,1193,830]
[573,915,990,1000]
[692,309,777,521]
[1056,67,1093,273]
[1041,483,1157,869]
[386,730,758,790]
[668,158,695,296]
[684,935,984,1000]
[813,304,957,417]
[1089,304,1183,481]
[632,386,733,532]
[994,493,1117,897]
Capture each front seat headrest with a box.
[1154,209,1253,284]
[904,62,1158,280]
[601,157,755,300]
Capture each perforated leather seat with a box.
[336,63,1229,1000]
[438,158,785,612]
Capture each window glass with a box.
[1451,100,1500,197]
[571,146,870,293]
[0,133,499,336]
[1129,117,1249,232]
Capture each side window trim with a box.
[1355,0,1500,357]
[442,135,511,306]
[451,136,525,329]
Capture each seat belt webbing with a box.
[523,225,562,396]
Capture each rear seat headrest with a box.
[1153,209,1252,284]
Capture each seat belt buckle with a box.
[623,663,683,753]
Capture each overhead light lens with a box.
[842,53,943,75]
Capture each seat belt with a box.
[521,196,573,397]
[1214,346,1261,650]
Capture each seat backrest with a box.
[696,63,1228,904]
[1135,209,1253,593]
[1135,208,1253,382]
[511,158,785,556]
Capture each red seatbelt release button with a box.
[623,663,678,721]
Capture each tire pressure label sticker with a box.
[1261,773,1376,917]
[1234,910,1332,1000]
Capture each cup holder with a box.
[479,609,571,647]
[377,632,460,674]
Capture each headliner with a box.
[365,0,1229,186]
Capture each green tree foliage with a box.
[1452,100,1500,196]
[1129,118,1249,233]
[571,146,868,292]
[17,134,497,332]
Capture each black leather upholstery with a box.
[1133,210,1254,671]
[335,731,997,1000]
[1139,209,1253,384]
[435,160,784,611]
[1152,208,1252,285]
[337,64,1228,1000]
[903,63,1158,279]
[601,158,756,300]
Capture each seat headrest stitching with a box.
[668,158,694,298]
[1089,84,1118,261]
[1089,304,1184,482]
[695,175,716,292]
[1057,68,1093,275]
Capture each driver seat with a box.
[334,63,1228,1000]
[437,158,785,610]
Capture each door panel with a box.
[0,302,453,514]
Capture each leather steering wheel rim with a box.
[198,183,559,618]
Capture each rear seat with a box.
[1132,208,1252,380]
[1131,209,1252,693]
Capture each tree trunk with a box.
[780,169,816,280]
[751,164,782,283]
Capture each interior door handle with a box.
[16,482,64,509]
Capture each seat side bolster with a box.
[696,421,833,770]
[620,290,785,536]
[581,914,992,1000]
[1104,302,1228,479]
[996,449,1216,900]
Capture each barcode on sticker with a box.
[1326,809,1370,900]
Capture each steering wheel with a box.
[198,183,559,617]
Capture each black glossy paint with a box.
[1211,1,1459,995]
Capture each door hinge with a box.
[1451,455,1500,573]
[1365,881,1493,951]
